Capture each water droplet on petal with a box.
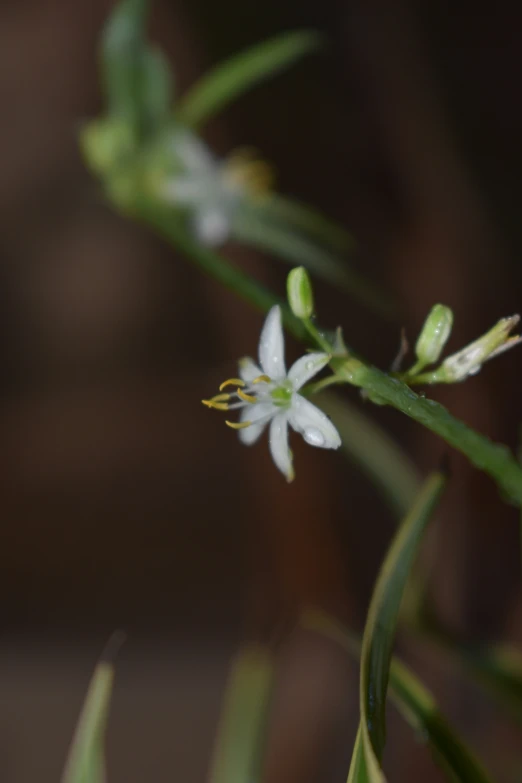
[303,427,325,447]
[305,360,314,371]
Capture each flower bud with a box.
[414,304,453,368]
[287,266,314,319]
[440,314,521,382]
[80,119,134,176]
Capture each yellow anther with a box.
[225,150,275,197]
[219,378,245,391]
[226,419,252,430]
[237,388,257,403]
[209,393,231,402]
[252,375,271,384]
[201,399,229,411]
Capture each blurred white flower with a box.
[162,129,272,246]
[203,305,341,481]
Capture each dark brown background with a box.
[0,0,521,780]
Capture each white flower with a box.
[203,305,341,481]
[161,129,271,246]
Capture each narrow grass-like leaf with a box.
[254,194,354,254]
[349,471,447,781]
[209,645,274,783]
[101,0,148,126]
[302,611,493,783]
[232,204,395,319]
[101,0,172,139]
[140,46,174,131]
[61,635,123,783]
[361,472,446,760]
[178,30,323,129]
[316,395,522,726]
[390,658,495,783]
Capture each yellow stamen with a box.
[225,149,275,197]
[226,419,252,430]
[212,393,231,402]
[201,399,230,411]
[219,378,245,391]
[237,388,257,403]
[252,375,271,384]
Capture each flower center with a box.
[223,148,274,199]
[270,381,293,407]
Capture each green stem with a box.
[302,316,332,353]
[332,357,522,506]
[303,375,346,396]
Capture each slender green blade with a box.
[101,0,172,139]
[61,637,122,783]
[303,612,493,783]
[140,46,174,131]
[347,471,446,781]
[390,659,494,783]
[209,645,274,783]
[361,472,446,761]
[255,194,354,254]
[101,0,148,124]
[347,728,377,783]
[232,204,395,319]
[178,30,322,129]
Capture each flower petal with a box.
[269,412,294,481]
[289,395,341,450]
[163,176,208,205]
[194,207,231,246]
[288,352,330,390]
[171,130,216,174]
[258,305,286,380]
[238,357,263,383]
[238,403,274,445]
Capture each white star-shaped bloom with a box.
[161,129,271,246]
[203,305,341,481]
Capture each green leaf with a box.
[350,471,447,780]
[101,0,147,123]
[255,194,354,254]
[232,203,395,320]
[177,30,322,129]
[320,388,522,729]
[209,645,274,783]
[302,611,494,783]
[101,0,172,140]
[389,658,495,783]
[140,46,174,131]
[61,635,122,783]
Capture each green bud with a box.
[414,304,453,369]
[287,266,314,319]
[80,118,135,176]
[440,314,521,382]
